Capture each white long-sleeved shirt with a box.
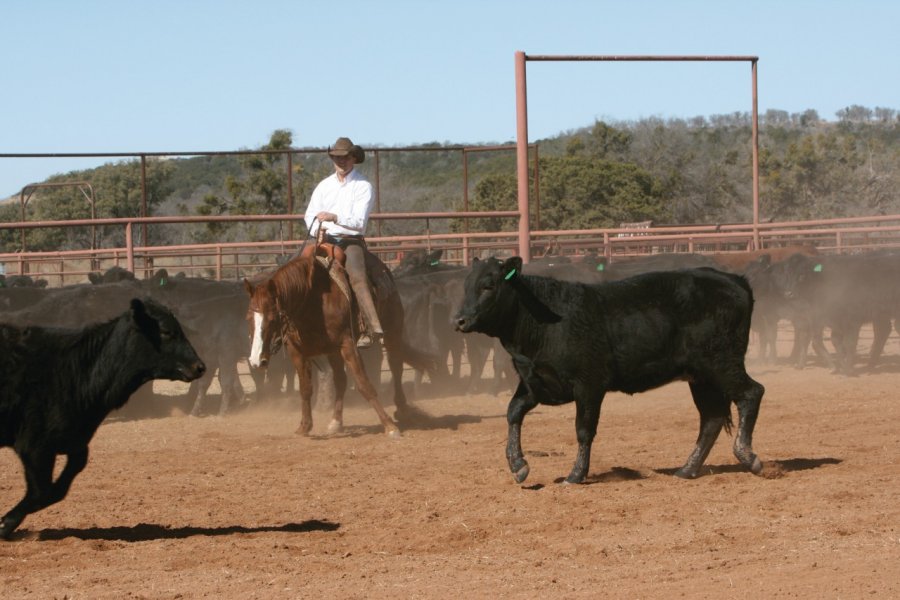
[304,168,375,237]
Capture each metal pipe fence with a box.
[5,211,900,286]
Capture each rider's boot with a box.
[354,283,384,349]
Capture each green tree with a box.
[193,129,316,243]
[457,156,668,233]
[18,158,173,251]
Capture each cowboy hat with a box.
[328,137,365,163]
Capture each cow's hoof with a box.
[564,474,585,484]
[0,518,18,540]
[749,456,764,475]
[386,428,403,440]
[326,420,343,435]
[513,464,530,483]
[673,467,698,479]
[294,425,313,437]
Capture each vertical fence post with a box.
[287,151,294,240]
[751,59,761,250]
[140,155,148,247]
[125,221,135,273]
[515,50,532,262]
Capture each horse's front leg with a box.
[290,352,314,436]
[340,341,400,438]
[326,353,347,435]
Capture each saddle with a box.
[301,241,370,341]
[300,242,353,302]
[303,234,397,347]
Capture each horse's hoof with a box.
[513,464,530,483]
[294,426,313,437]
[326,420,343,435]
[387,428,403,440]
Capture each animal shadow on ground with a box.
[305,411,499,440]
[395,409,498,432]
[26,520,340,543]
[551,466,648,486]
[655,456,842,479]
[528,458,842,488]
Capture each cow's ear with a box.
[243,278,255,296]
[428,249,443,264]
[129,297,154,330]
[130,297,147,317]
[501,256,523,282]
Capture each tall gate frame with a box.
[514,52,760,261]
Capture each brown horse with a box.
[243,243,436,437]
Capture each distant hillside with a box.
[2,106,896,253]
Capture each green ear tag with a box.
[596,263,605,271]
[813,264,823,273]
[504,268,517,281]
[430,260,440,266]
[160,277,167,286]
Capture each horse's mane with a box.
[270,255,323,313]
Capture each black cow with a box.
[453,256,765,484]
[176,292,251,416]
[87,265,136,285]
[768,252,900,374]
[0,274,48,288]
[0,298,206,539]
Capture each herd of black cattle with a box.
[3,244,900,537]
[2,246,899,418]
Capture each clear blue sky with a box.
[1,0,897,198]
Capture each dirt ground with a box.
[2,345,900,599]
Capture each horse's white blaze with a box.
[248,311,265,368]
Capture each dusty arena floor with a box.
[2,356,899,599]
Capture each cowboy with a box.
[304,137,383,348]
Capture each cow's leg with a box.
[465,340,488,394]
[729,374,765,474]
[828,320,858,375]
[838,322,862,375]
[1,450,55,539]
[325,354,346,435]
[565,391,603,484]
[790,317,811,368]
[340,342,400,438]
[867,316,891,371]
[188,368,216,417]
[217,362,243,417]
[676,381,730,479]
[506,381,539,483]
[47,447,89,506]
[810,323,836,370]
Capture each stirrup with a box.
[357,333,374,349]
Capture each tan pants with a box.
[344,244,383,335]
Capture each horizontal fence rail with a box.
[5,212,900,286]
